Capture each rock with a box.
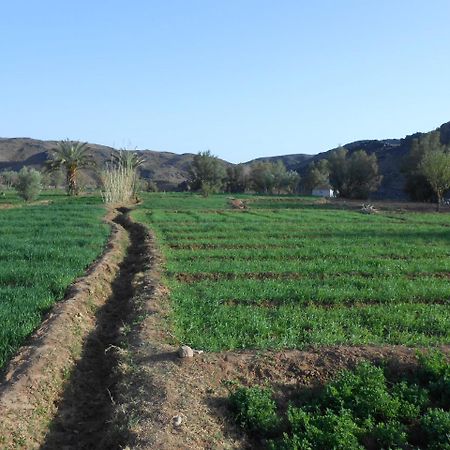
[172,415,182,427]
[178,345,194,358]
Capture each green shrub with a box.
[369,420,408,448]
[322,362,401,422]
[229,385,280,434]
[421,408,450,449]
[16,167,42,201]
[417,351,450,408]
[391,381,428,420]
[276,407,362,450]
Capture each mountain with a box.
[0,121,449,197]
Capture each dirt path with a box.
[40,209,151,449]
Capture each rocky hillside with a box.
[0,121,449,197]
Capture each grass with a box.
[133,193,450,351]
[0,199,109,368]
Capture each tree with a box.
[16,167,42,201]
[188,150,226,196]
[328,148,381,199]
[328,147,350,197]
[0,170,18,189]
[303,160,330,192]
[347,150,382,199]
[419,149,450,211]
[249,161,300,194]
[281,170,301,194]
[249,162,276,194]
[46,140,95,196]
[403,131,442,201]
[225,164,250,193]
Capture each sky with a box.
[1,1,449,163]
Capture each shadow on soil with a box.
[41,209,150,450]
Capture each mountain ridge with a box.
[1,120,449,197]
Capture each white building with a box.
[312,186,335,198]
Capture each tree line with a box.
[186,131,450,208]
[187,151,300,196]
[2,130,450,207]
[186,148,383,199]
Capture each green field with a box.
[0,198,109,368]
[134,193,450,351]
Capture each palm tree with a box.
[47,140,95,195]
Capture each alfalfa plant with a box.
[16,167,42,201]
[101,150,145,204]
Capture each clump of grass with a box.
[101,163,137,204]
[228,385,280,435]
[101,150,143,204]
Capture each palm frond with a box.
[47,139,96,171]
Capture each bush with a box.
[229,385,280,434]
[16,167,42,201]
[321,362,401,422]
[417,350,450,408]
[369,420,408,448]
[420,408,450,449]
[278,407,362,450]
[146,180,159,192]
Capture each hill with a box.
[251,121,449,199]
[0,120,449,197]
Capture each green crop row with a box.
[134,193,450,350]
[171,277,450,307]
[0,201,109,368]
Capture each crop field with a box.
[0,198,109,368]
[134,193,450,351]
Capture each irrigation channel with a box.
[41,208,152,449]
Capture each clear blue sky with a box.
[1,1,449,163]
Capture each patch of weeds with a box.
[61,365,72,381]
[121,323,132,336]
[228,352,450,449]
[420,408,450,449]
[132,313,148,326]
[227,384,280,435]
[86,295,99,314]
[126,411,141,429]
